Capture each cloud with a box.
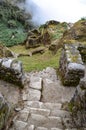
[31,0,86,23]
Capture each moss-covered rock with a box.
[59,44,85,86]
[0,93,11,130]
[0,58,26,88]
[61,19,86,43]
[70,77,86,128]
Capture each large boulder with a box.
[0,92,11,130]
[62,19,86,43]
[25,26,51,49]
[0,58,26,88]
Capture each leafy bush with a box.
[8,20,17,28]
[0,21,27,47]
[81,17,86,20]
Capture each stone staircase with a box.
[9,67,85,130]
[10,101,74,130]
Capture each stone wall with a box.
[0,58,25,88]
[0,93,11,130]
[70,76,86,128]
[59,44,85,86]
[78,44,86,63]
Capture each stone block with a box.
[28,88,41,101]
[29,76,42,90]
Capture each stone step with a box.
[29,107,50,116]
[22,106,50,116]
[27,114,63,129]
[50,109,71,118]
[24,101,62,110]
[13,120,28,130]
[35,126,63,130]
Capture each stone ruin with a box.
[25,27,51,49]
[70,76,86,128]
[0,58,25,88]
[59,43,85,86]
[59,43,86,128]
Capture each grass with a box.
[9,45,61,72]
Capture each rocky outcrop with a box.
[70,74,86,128]
[25,27,51,49]
[0,92,11,130]
[59,44,85,86]
[0,45,15,58]
[62,19,86,43]
[0,58,26,88]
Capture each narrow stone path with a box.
[9,67,84,130]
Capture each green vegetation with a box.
[0,1,32,47]
[50,23,67,41]
[0,20,27,47]
[10,45,62,72]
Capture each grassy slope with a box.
[10,45,61,72]
[9,22,67,72]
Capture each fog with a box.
[19,0,86,25]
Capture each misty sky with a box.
[31,0,86,24]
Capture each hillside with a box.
[0,0,34,47]
[0,2,86,130]
[61,19,86,44]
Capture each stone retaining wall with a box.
[70,76,86,128]
[0,58,25,88]
[78,44,86,63]
[0,93,10,130]
[59,44,85,86]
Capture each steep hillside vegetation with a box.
[10,20,68,71]
[61,19,86,44]
[0,0,34,47]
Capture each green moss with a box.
[68,102,74,112]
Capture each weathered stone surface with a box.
[42,78,75,103]
[78,44,86,63]
[42,102,62,110]
[28,114,48,127]
[59,44,85,86]
[29,76,42,90]
[36,127,48,130]
[50,109,71,118]
[70,73,86,128]
[62,118,74,129]
[29,107,50,116]
[51,128,62,130]
[0,58,26,87]
[28,88,41,101]
[47,116,62,129]
[14,120,27,130]
[25,25,51,49]
[0,93,11,130]
[18,110,29,122]
[25,101,43,108]
[0,80,20,105]
[27,125,35,130]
